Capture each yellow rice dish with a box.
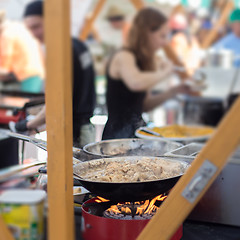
[138,125,214,138]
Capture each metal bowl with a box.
[83,138,183,158]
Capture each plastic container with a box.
[0,189,46,240]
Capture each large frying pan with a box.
[1,130,190,202]
[73,156,190,202]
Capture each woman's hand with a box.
[169,83,192,97]
[143,83,191,112]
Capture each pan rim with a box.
[75,173,184,184]
[73,156,190,184]
[83,138,183,157]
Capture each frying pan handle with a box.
[188,175,203,192]
[0,129,47,145]
[0,129,83,163]
[73,173,83,180]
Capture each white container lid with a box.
[0,189,46,205]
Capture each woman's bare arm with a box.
[27,105,46,129]
[110,51,173,91]
[143,84,191,112]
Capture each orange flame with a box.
[108,205,121,214]
[104,194,167,217]
[96,196,109,203]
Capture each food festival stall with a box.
[1,0,240,240]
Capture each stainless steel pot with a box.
[205,49,233,69]
[83,138,183,158]
[179,95,224,127]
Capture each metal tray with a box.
[164,143,204,160]
[165,142,240,164]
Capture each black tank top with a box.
[102,49,146,140]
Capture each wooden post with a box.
[201,0,234,49]
[44,0,74,240]
[130,0,145,9]
[137,96,240,240]
[80,0,143,41]
[170,4,186,16]
[79,0,106,41]
[0,216,14,240]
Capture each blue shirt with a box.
[213,33,240,67]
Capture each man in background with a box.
[0,10,44,92]
[214,9,240,67]
[12,0,96,148]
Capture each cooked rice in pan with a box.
[74,157,188,183]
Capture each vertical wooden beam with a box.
[79,0,106,41]
[130,0,145,9]
[44,0,74,240]
[137,97,240,240]
[0,216,14,240]
[170,4,185,16]
[201,0,234,49]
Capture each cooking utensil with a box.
[138,128,162,137]
[0,161,46,183]
[205,49,234,68]
[83,138,182,158]
[73,156,190,202]
[164,143,204,160]
[0,129,81,164]
[136,125,214,144]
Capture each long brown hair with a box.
[127,8,167,71]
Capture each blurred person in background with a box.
[169,13,202,76]
[214,9,240,111]
[11,0,96,148]
[105,5,132,46]
[102,8,191,140]
[213,9,240,67]
[0,10,44,93]
[196,17,213,44]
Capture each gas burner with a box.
[103,194,167,220]
[81,196,183,240]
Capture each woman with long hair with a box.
[102,7,191,140]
